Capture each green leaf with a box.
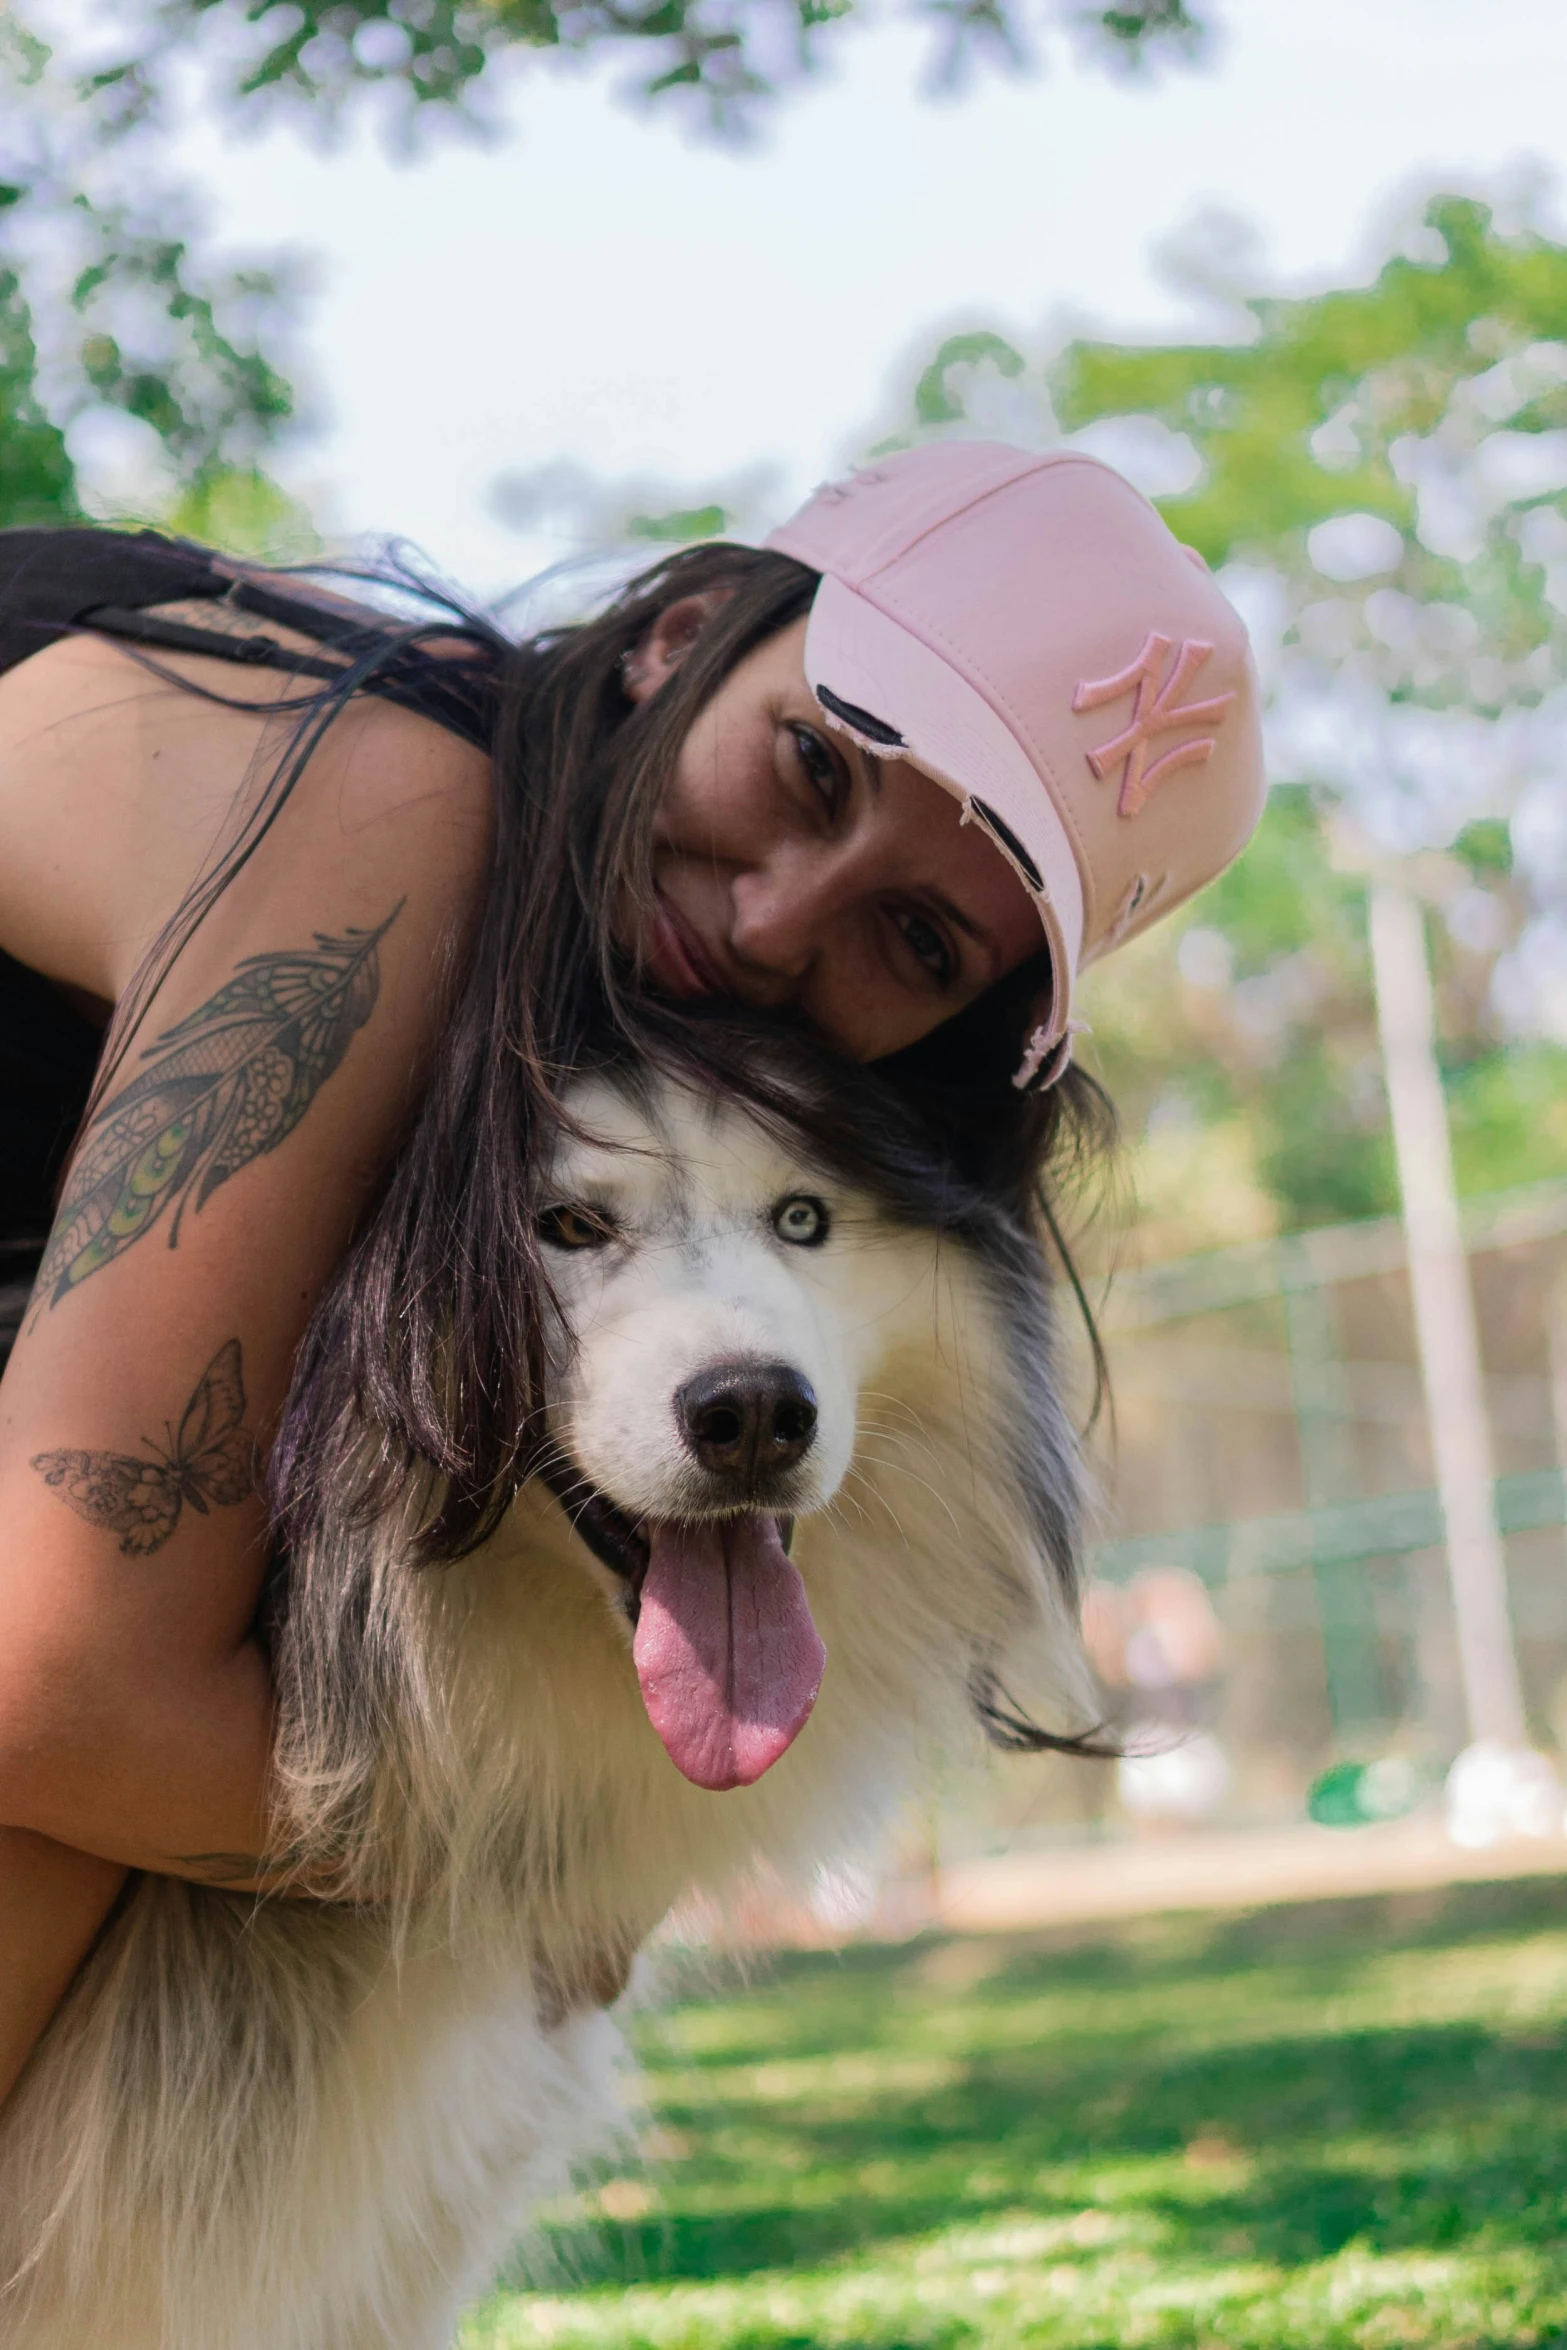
[913,332,1024,427]
[627,503,729,542]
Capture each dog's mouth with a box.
[541,1458,822,1794]
[541,1461,654,1588]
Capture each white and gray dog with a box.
[0,1053,1092,2350]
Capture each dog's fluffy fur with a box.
[0,1070,1090,2350]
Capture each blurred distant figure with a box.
[1084,1567,1231,1827]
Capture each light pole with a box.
[1368,878,1557,1840]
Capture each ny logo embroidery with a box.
[1072,632,1235,817]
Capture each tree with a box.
[872,196,1567,1245]
[3,0,1212,545]
[0,9,306,543]
[81,1,1207,139]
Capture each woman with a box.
[0,439,1264,2100]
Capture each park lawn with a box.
[462,1878,1567,2350]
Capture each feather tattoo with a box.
[31,1339,258,1556]
[36,905,402,1309]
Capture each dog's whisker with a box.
[839,1462,920,1550]
[853,1442,959,1493]
[821,1488,872,1533]
[857,1397,945,1443]
[855,1419,941,1465]
[857,1388,935,1431]
[850,1451,964,1541]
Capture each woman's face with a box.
[620,601,1043,1061]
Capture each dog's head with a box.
[536,1064,1090,1798]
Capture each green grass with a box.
[461,1881,1567,2350]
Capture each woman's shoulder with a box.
[0,626,493,1006]
[0,629,497,1489]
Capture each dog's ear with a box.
[963,1231,1104,1756]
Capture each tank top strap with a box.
[0,525,507,1349]
[0,526,224,678]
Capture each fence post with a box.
[1547,1269,1567,1520]
[1367,879,1527,1748]
[1281,1265,1383,1737]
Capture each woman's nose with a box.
[729,856,833,982]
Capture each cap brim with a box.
[803,576,1084,1066]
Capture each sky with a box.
[162,0,1567,597]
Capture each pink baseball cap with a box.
[765,442,1266,1088]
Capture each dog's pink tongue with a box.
[634,1516,825,1791]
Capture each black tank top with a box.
[0,525,504,1361]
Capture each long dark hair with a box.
[80,536,1114,1564]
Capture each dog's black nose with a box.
[676,1361,818,1488]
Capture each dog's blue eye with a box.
[772,1194,829,1247]
[539,1202,618,1251]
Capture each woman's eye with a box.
[898,910,955,986]
[788,725,842,814]
[539,1203,618,1251]
[772,1193,830,1248]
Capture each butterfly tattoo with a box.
[30,1340,259,1557]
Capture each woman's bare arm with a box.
[0,640,490,1915]
[0,1833,125,2106]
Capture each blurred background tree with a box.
[861,196,1567,1256]
[0,6,307,549]
[75,1,1207,139]
[1,0,1215,551]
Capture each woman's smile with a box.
[642,888,731,1000]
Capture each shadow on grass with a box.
[507,1878,1567,2295]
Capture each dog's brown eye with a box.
[539,1203,618,1251]
[772,1194,829,1247]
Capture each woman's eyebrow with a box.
[926,890,993,955]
